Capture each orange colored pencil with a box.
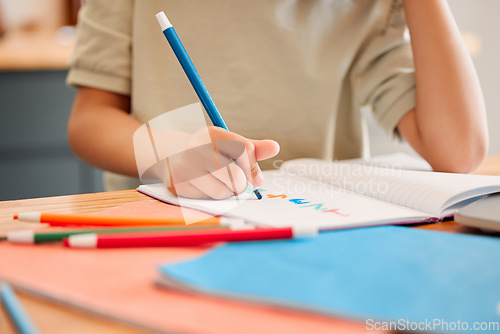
[14,211,244,228]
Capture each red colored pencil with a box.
[63,226,318,248]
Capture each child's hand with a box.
[163,126,279,199]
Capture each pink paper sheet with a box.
[0,200,369,333]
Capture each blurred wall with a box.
[368,0,500,157]
[0,70,104,201]
[449,0,500,155]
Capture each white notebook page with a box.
[281,159,500,216]
[138,172,429,230]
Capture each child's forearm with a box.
[68,88,279,197]
[398,0,488,173]
[68,88,142,178]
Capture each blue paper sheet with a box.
[159,226,500,329]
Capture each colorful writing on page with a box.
[138,171,430,230]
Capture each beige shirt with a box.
[67,0,416,191]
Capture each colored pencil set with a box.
[7,211,317,249]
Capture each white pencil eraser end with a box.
[7,230,35,243]
[156,11,172,31]
[292,225,318,238]
[16,212,42,223]
[68,234,98,248]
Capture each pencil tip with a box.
[254,189,262,200]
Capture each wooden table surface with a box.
[0,29,73,71]
[1,156,499,333]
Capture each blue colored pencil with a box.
[1,282,39,334]
[155,11,262,200]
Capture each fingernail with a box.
[254,172,264,186]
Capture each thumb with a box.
[252,140,280,161]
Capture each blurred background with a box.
[0,0,498,200]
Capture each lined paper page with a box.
[281,159,500,216]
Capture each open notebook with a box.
[138,158,500,230]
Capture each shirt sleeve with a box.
[66,0,133,96]
[350,1,416,140]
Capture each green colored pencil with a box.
[7,225,228,244]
